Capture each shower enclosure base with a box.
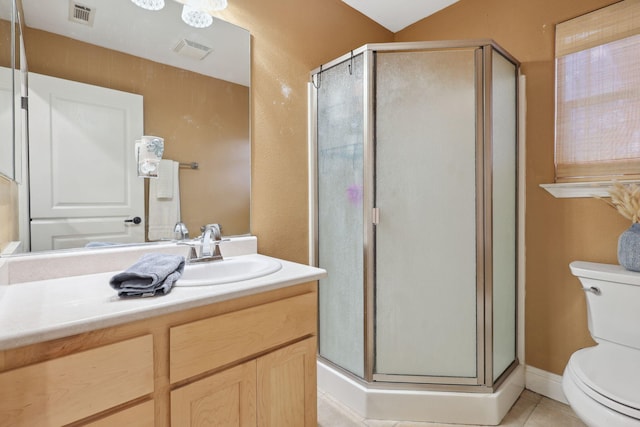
[318,360,525,425]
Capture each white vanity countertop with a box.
[0,253,326,351]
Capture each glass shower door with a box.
[374,49,480,381]
[316,54,365,378]
[491,51,518,382]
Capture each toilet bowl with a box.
[564,262,640,427]
[563,343,640,426]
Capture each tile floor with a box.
[318,389,587,427]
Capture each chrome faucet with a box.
[199,223,223,260]
[177,223,226,263]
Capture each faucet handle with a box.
[200,223,222,232]
[174,222,189,240]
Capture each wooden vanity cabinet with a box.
[256,337,317,426]
[170,292,318,426]
[171,360,258,426]
[0,335,154,427]
[0,283,317,427]
[83,401,156,427]
[171,337,317,427]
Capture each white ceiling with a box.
[342,0,460,32]
[20,0,250,86]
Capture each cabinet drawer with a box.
[0,335,153,427]
[170,292,316,383]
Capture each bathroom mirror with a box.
[11,0,251,253]
[0,0,20,181]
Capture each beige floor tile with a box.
[318,392,364,427]
[364,419,399,427]
[519,390,543,405]
[524,397,586,427]
[491,390,540,427]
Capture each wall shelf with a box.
[540,180,640,199]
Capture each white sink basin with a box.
[176,255,282,286]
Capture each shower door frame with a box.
[310,40,520,392]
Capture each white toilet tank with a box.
[569,261,640,350]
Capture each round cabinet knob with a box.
[125,216,142,225]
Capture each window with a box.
[555,0,640,183]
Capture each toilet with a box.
[563,261,640,427]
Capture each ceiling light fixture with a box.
[132,0,228,29]
[181,3,213,28]
[130,0,165,11]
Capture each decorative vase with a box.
[618,223,640,272]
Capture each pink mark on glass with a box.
[346,184,363,205]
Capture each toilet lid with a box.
[568,342,640,419]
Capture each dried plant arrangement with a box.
[605,181,640,223]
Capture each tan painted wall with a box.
[1,18,9,67]
[214,0,393,261]
[0,177,18,251]
[395,0,627,375]
[23,27,250,237]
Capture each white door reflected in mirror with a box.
[28,72,144,251]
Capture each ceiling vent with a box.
[69,1,95,27]
[173,39,213,60]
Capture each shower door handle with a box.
[372,208,379,225]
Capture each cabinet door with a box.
[257,338,317,427]
[83,400,154,427]
[171,360,257,427]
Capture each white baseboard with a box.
[525,365,568,404]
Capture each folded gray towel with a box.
[110,253,185,297]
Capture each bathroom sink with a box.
[176,255,282,286]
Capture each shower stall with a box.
[309,40,523,425]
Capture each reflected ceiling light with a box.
[132,0,228,29]
[130,0,165,11]
[184,0,228,12]
[181,4,213,28]
[206,0,228,11]
[180,0,228,28]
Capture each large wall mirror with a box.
[0,0,21,181]
[9,0,250,253]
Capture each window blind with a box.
[555,0,640,182]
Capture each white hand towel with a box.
[148,160,181,241]
[156,159,174,199]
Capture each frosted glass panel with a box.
[492,53,517,381]
[375,50,478,378]
[317,55,365,378]
[0,67,15,179]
